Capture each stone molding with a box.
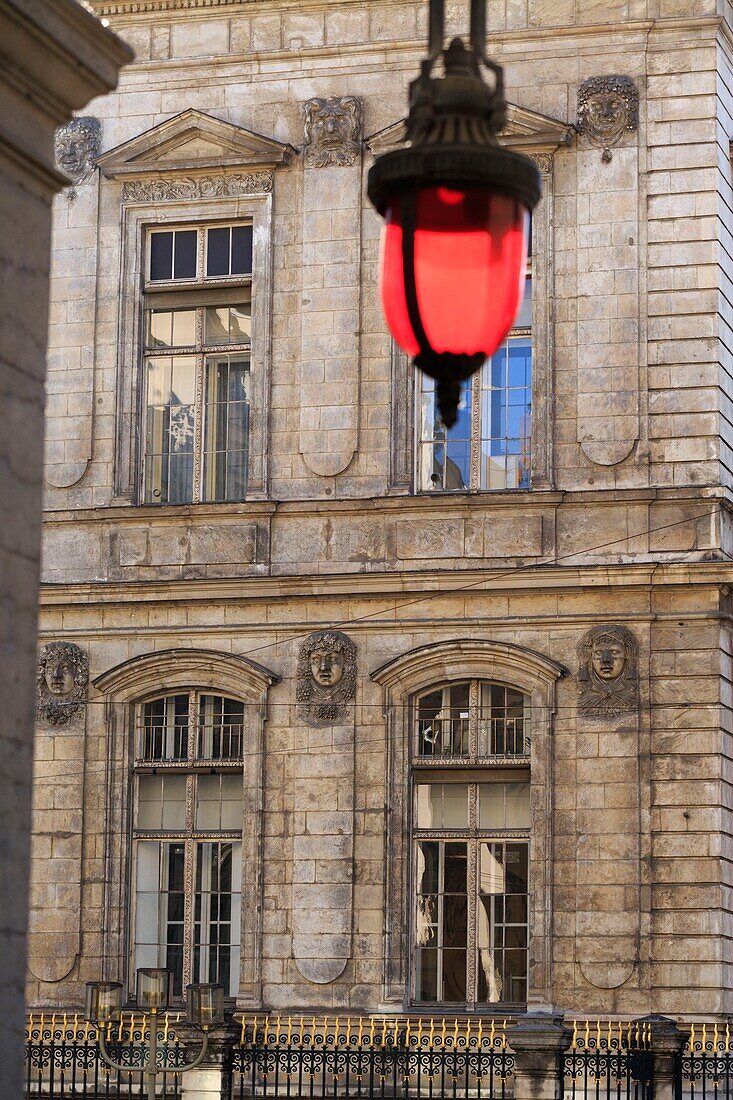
[98,108,295,179]
[365,101,574,159]
[93,646,279,700]
[371,637,568,693]
[121,171,273,202]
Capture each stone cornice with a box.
[40,484,733,524]
[38,561,733,610]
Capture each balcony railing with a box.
[416,710,529,761]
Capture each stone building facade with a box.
[28,0,733,1089]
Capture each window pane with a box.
[137,775,186,830]
[415,683,469,759]
[480,337,532,490]
[171,309,196,346]
[514,275,532,329]
[207,227,230,277]
[505,782,531,828]
[140,695,189,761]
[479,683,529,756]
[477,842,528,1005]
[148,310,173,348]
[231,226,253,275]
[135,842,185,997]
[198,695,245,760]
[150,233,173,281]
[205,304,252,345]
[202,356,249,502]
[144,356,196,504]
[194,841,241,996]
[418,376,472,491]
[196,774,243,831]
[442,785,469,828]
[173,230,197,279]
[416,784,469,830]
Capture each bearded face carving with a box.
[303,97,363,167]
[37,642,89,725]
[297,630,357,725]
[577,76,638,162]
[578,625,638,718]
[54,117,101,185]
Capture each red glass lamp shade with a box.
[380,187,528,362]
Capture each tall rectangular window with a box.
[132,691,246,999]
[142,224,252,504]
[411,680,531,1008]
[418,271,532,492]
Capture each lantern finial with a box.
[368,0,541,428]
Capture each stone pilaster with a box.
[507,1013,572,1100]
[639,1015,686,1100]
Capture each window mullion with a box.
[182,837,196,992]
[192,305,205,502]
[466,836,478,1007]
[468,680,479,759]
[469,371,481,490]
[189,692,198,766]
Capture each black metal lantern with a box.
[367,0,542,427]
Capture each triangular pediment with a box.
[98,109,296,178]
[365,102,573,155]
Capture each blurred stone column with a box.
[641,1015,686,1100]
[0,1,130,1094]
[507,1013,572,1100]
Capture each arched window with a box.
[93,649,277,1007]
[132,690,246,998]
[372,639,565,1011]
[411,679,530,1007]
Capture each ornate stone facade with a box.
[28,3,733,1089]
[36,641,89,726]
[296,630,358,724]
[577,625,639,718]
[54,117,102,185]
[577,75,639,162]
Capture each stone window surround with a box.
[92,648,279,1008]
[371,638,566,1011]
[114,193,274,504]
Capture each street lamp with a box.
[85,970,224,1100]
[367,0,541,427]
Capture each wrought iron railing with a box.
[228,1015,514,1098]
[563,1020,654,1100]
[677,1022,733,1099]
[26,1012,185,1098]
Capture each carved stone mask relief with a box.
[578,625,638,718]
[303,97,363,167]
[297,630,357,724]
[54,117,101,185]
[37,641,89,725]
[577,76,638,162]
